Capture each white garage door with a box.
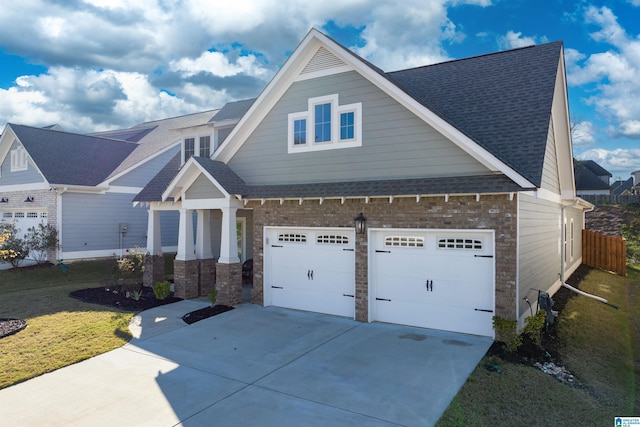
[1,210,48,260]
[371,229,495,337]
[264,227,355,318]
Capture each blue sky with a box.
[0,0,639,180]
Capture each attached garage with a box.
[1,210,47,238]
[264,227,355,318]
[369,229,495,337]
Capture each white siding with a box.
[540,118,561,194]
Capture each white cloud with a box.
[576,148,640,179]
[498,31,537,49]
[0,0,491,131]
[571,120,597,147]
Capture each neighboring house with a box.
[611,177,634,196]
[575,160,612,196]
[136,29,592,337]
[0,109,223,262]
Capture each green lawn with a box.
[0,260,134,389]
[437,266,639,426]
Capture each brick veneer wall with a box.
[174,259,199,299]
[247,194,518,321]
[0,188,58,261]
[215,262,242,306]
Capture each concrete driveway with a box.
[0,301,491,427]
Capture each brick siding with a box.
[247,194,518,321]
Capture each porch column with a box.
[216,206,242,306]
[143,209,164,287]
[174,208,198,299]
[176,208,195,261]
[218,207,239,264]
[196,209,215,297]
[146,209,162,255]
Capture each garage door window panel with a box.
[385,236,424,248]
[316,234,349,245]
[278,233,307,243]
[437,238,483,250]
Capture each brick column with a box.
[174,259,199,299]
[199,258,216,296]
[215,262,242,306]
[355,232,369,322]
[143,254,165,288]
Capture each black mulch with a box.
[0,318,27,339]
[487,264,592,366]
[182,305,234,325]
[69,286,183,311]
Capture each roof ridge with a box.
[8,123,139,146]
[387,40,563,74]
[132,108,220,127]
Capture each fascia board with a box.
[162,158,231,201]
[213,30,534,188]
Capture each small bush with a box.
[116,246,145,294]
[207,289,218,307]
[152,281,171,300]
[493,316,522,353]
[0,223,29,268]
[523,309,547,348]
[24,223,58,264]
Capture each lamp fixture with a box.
[0,197,8,203]
[24,196,34,202]
[354,212,367,235]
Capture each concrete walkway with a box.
[0,302,492,427]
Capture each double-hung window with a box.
[199,136,211,158]
[288,94,362,153]
[184,138,195,162]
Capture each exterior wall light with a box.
[354,212,366,235]
[24,196,34,202]
[0,197,8,203]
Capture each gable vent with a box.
[301,47,346,74]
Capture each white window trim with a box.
[288,94,362,153]
[11,146,28,172]
[198,134,212,159]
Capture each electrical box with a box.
[119,223,128,234]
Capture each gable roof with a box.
[574,161,611,191]
[133,152,182,202]
[611,177,634,195]
[387,42,562,187]
[209,99,255,123]
[8,123,137,186]
[214,29,565,190]
[578,159,612,178]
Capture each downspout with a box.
[560,204,566,283]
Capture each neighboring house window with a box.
[10,146,28,171]
[184,138,195,161]
[199,136,211,158]
[288,94,362,153]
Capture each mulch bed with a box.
[0,319,28,339]
[69,286,183,311]
[182,305,234,325]
[487,264,592,367]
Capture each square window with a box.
[293,119,307,145]
[314,103,331,142]
[340,111,355,140]
[199,136,211,158]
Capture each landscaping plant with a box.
[24,223,58,264]
[152,281,171,300]
[0,223,29,268]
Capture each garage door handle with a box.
[474,255,493,258]
[271,286,283,289]
[376,250,391,253]
[343,294,354,298]
[474,308,493,313]
[271,245,283,248]
[376,297,391,302]
[343,248,354,251]
[425,280,433,292]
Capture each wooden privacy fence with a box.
[582,229,627,276]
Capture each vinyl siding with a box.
[229,71,489,185]
[61,192,148,252]
[185,174,225,199]
[110,146,180,187]
[518,193,562,319]
[540,118,561,194]
[0,141,45,186]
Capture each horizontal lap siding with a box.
[229,71,488,184]
[540,118,560,193]
[61,192,148,252]
[185,174,225,199]
[518,194,561,319]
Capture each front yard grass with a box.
[437,265,640,426]
[0,261,134,389]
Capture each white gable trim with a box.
[214,29,535,189]
[162,157,231,202]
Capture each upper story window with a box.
[199,136,211,158]
[184,138,195,161]
[288,94,362,153]
[10,146,28,172]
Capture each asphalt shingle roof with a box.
[10,124,137,186]
[209,99,255,122]
[387,42,563,187]
[574,162,611,191]
[133,152,182,202]
[579,159,612,178]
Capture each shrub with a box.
[0,223,29,268]
[24,223,58,264]
[493,316,522,353]
[207,289,218,307]
[116,246,145,293]
[523,309,547,348]
[152,281,171,300]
